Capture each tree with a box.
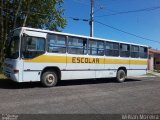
[0,0,4,67]
[0,0,66,69]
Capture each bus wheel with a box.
[116,69,126,83]
[41,71,58,87]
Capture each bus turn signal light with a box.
[13,69,19,74]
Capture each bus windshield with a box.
[7,36,19,59]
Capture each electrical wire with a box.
[1,6,160,44]
[95,6,160,17]
[0,6,51,16]
[95,20,160,44]
[71,0,90,6]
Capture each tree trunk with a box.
[0,0,4,41]
[0,0,4,67]
[23,0,32,27]
[3,0,9,60]
[13,0,22,29]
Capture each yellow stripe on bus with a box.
[105,59,129,64]
[24,55,147,65]
[24,55,66,63]
[130,60,147,65]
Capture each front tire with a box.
[116,69,126,83]
[41,71,58,87]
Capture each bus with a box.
[2,27,148,87]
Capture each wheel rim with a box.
[119,71,125,81]
[46,74,55,84]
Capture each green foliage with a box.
[0,73,6,79]
[0,0,67,67]
[14,0,66,30]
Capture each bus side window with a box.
[105,42,119,56]
[22,36,45,59]
[88,40,97,55]
[88,40,104,56]
[47,34,66,53]
[139,46,148,58]
[97,41,104,56]
[67,37,87,55]
[120,44,130,57]
[131,45,139,58]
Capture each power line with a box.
[1,6,76,20]
[95,6,160,17]
[1,6,88,22]
[1,7,82,18]
[2,6,159,44]
[0,6,51,16]
[95,20,160,44]
[67,17,89,21]
[71,0,90,6]
[94,0,116,13]
[72,0,108,10]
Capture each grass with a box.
[154,70,160,73]
[146,72,156,76]
[0,73,7,80]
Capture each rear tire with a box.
[116,69,126,83]
[41,71,58,87]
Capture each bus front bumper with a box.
[2,68,19,82]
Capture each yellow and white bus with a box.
[3,27,148,87]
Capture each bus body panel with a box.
[3,58,22,82]
[23,53,67,82]
[21,54,147,81]
[23,30,47,38]
[3,27,148,83]
[128,58,147,76]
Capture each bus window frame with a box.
[88,39,105,56]
[105,41,119,57]
[67,36,87,55]
[120,43,130,57]
[130,45,139,58]
[47,33,67,54]
[139,46,148,59]
[21,34,46,59]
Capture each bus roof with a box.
[17,27,148,47]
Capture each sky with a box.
[62,0,160,50]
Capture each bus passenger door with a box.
[64,37,90,80]
[88,40,105,79]
[95,56,105,78]
[22,31,47,82]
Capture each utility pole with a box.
[90,0,94,37]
